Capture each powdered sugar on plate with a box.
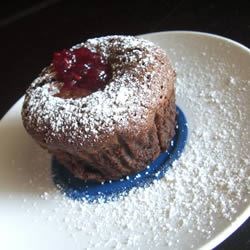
[34,45,250,249]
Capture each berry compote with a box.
[52,47,111,98]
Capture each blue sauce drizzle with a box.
[52,106,188,202]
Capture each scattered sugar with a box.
[228,76,236,85]
[30,43,249,249]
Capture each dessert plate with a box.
[0,31,249,250]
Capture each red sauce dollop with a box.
[52,47,111,97]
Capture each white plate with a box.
[0,31,249,250]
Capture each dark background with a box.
[0,0,249,249]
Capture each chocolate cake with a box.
[22,35,176,182]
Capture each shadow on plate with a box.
[0,118,54,195]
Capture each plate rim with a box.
[139,30,250,53]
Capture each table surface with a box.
[0,0,249,249]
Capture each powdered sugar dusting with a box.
[15,35,250,249]
[27,44,250,249]
[22,36,172,146]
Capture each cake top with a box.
[22,35,175,147]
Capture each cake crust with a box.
[22,35,176,181]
